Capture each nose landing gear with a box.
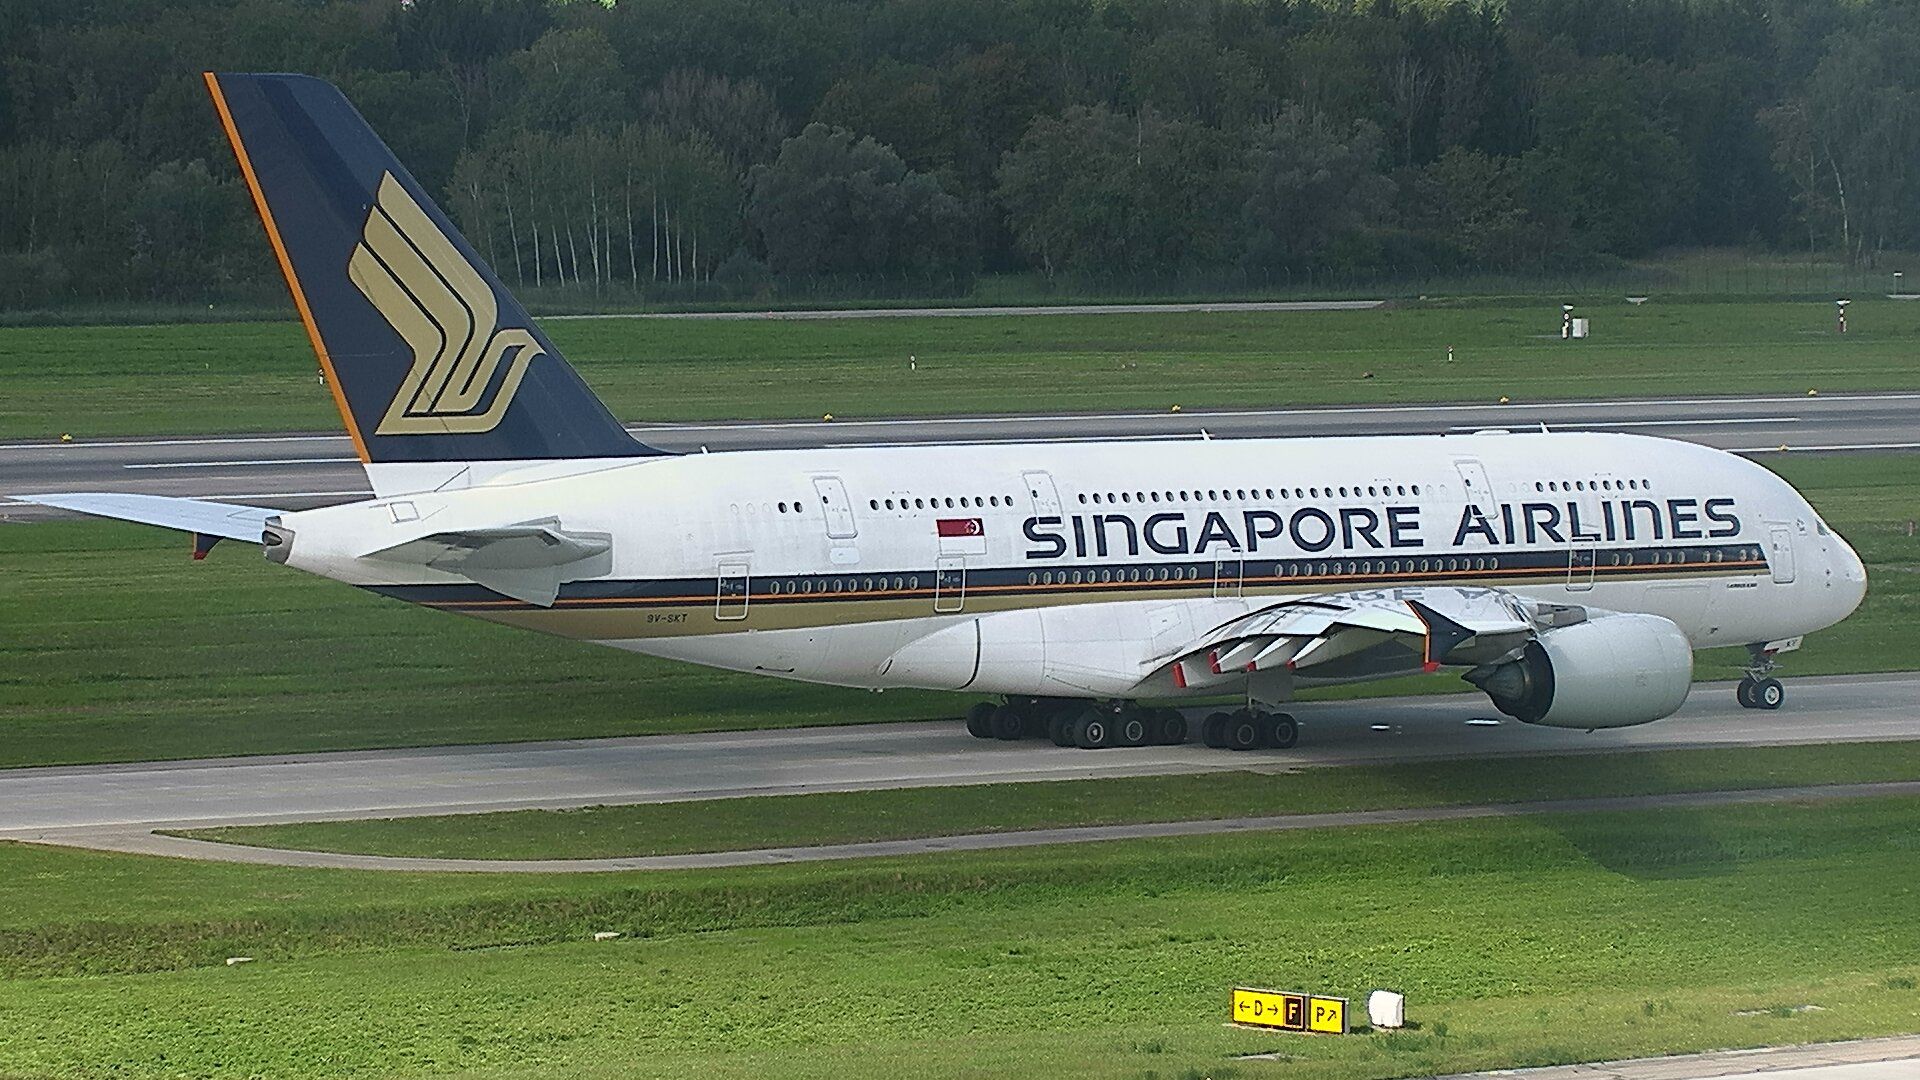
[1736,676,1784,710]
[1736,643,1786,710]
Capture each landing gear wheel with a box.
[1267,713,1299,749]
[990,704,1026,740]
[1202,712,1231,749]
[965,702,996,739]
[1073,710,1113,749]
[1117,712,1150,748]
[1225,710,1266,752]
[1152,708,1188,746]
[1736,678,1758,709]
[1755,677,1784,710]
[1048,713,1075,747]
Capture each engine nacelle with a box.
[1465,613,1692,729]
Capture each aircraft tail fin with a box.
[203,72,659,466]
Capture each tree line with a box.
[2,0,1917,309]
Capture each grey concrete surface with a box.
[1,674,1913,839]
[20,780,1918,872]
[1423,1034,1920,1080]
[4,392,1917,520]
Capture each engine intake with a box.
[1465,613,1692,729]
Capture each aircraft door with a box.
[1566,538,1596,592]
[716,557,751,621]
[1453,458,1497,516]
[1021,470,1062,517]
[1212,553,1244,598]
[813,476,858,539]
[934,555,966,612]
[1768,524,1796,584]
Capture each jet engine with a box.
[1464,613,1692,729]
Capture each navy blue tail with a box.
[206,72,658,463]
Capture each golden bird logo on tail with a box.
[348,173,540,435]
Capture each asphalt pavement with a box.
[1423,1035,1920,1080]
[2,673,1912,847]
[4,392,1917,520]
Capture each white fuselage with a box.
[276,431,1867,700]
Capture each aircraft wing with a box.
[1158,586,1580,690]
[11,492,275,549]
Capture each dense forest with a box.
[1,0,1917,309]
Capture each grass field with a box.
[4,298,1920,439]
[2,453,1914,769]
[178,741,1920,859]
[2,797,1917,1077]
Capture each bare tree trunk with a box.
[651,187,660,282]
[505,177,522,285]
[532,218,542,288]
[625,170,637,288]
[586,179,599,288]
[565,206,579,288]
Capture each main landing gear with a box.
[1198,708,1299,751]
[1735,643,1786,711]
[964,698,1187,749]
[963,699,1300,751]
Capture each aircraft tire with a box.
[1154,709,1188,745]
[1736,678,1758,708]
[1268,713,1299,749]
[990,705,1026,740]
[1074,711,1113,750]
[1202,712,1231,749]
[1225,712,1265,751]
[1117,713,1150,748]
[1048,713,1075,747]
[1756,678,1785,710]
[965,702,996,739]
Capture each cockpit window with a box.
[1816,518,1830,536]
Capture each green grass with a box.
[1,453,1914,769]
[176,741,1920,860]
[4,298,1920,439]
[1,798,1917,1077]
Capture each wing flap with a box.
[1160,585,1555,686]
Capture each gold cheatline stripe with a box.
[203,72,370,464]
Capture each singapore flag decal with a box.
[936,517,987,555]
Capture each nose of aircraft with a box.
[1830,530,1868,621]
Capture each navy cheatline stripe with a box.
[364,541,1770,609]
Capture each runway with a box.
[2,391,1916,521]
[2,673,1912,845]
[31,780,1920,872]
[1427,1034,1920,1080]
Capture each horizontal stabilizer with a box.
[12,492,274,541]
[362,519,612,607]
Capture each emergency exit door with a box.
[813,476,857,539]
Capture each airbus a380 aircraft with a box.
[22,74,1869,751]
